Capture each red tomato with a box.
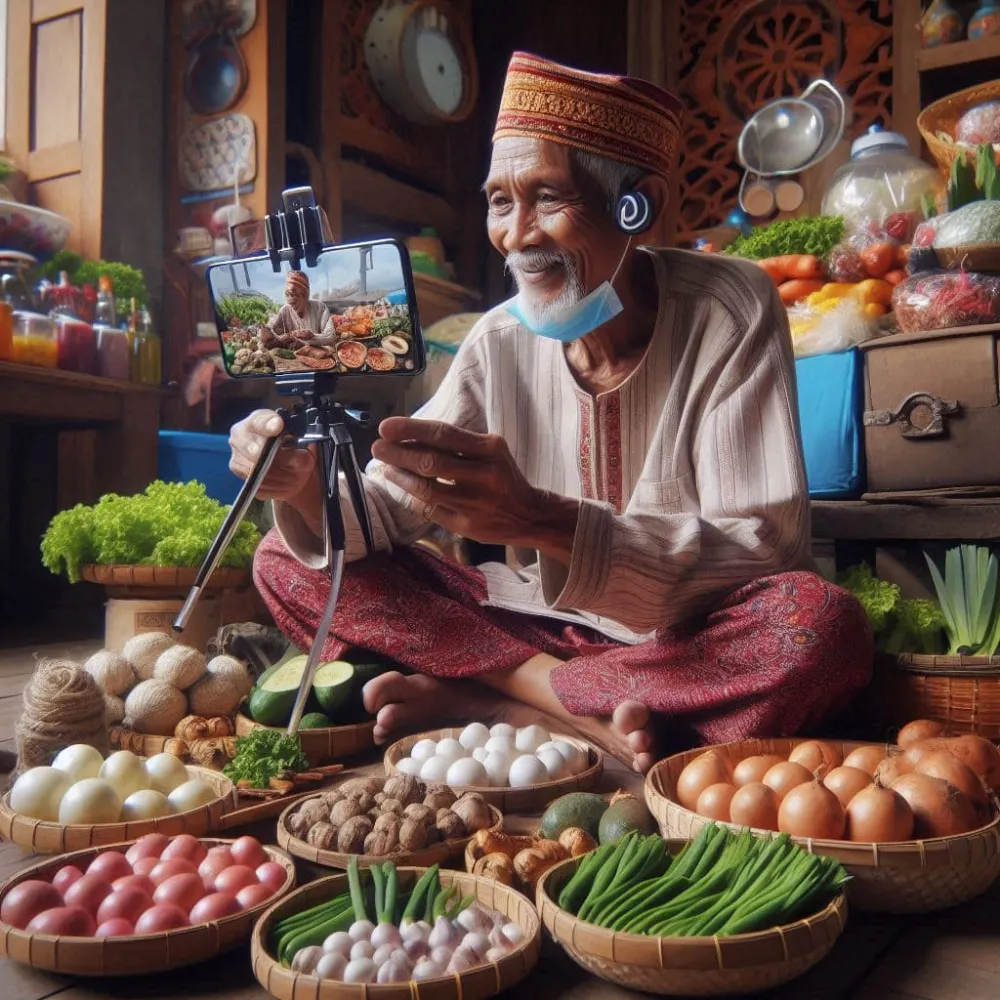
[1,880,64,930]
[112,874,156,896]
[255,862,287,893]
[63,875,113,917]
[213,865,257,895]
[87,851,134,884]
[96,885,151,926]
[149,858,197,885]
[125,833,171,867]
[229,836,265,870]
[134,903,189,934]
[51,865,84,896]
[132,858,158,878]
[198,852,233,891]
[189,892,241,924]
[153,873,205,912]
[236,883,274,910]
[95,917,135,937]
[27,905,96,936]
[160,834,207,868]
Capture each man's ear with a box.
[636,174,669,227]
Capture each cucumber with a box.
[313,660,355,715]
[248,655,354,726]
[299,711,332,730]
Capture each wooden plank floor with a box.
[1,639,1000,998]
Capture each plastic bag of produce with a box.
[931,200,1000,249]
[892,269,1000,333]
[787,296,879,359]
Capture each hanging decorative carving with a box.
[676,0,893,239]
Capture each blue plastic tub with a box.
[157,431,242,505]
[794,348,865,499]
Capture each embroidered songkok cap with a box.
[493,51,683,182]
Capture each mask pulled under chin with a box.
[504,280,624,343]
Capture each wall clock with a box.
[364,0,479,125]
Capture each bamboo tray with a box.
[0,837,296,976]
[536,850,847,996]
[645,738,1000,914]
[236,712,376,766]
[0,765,237,854]
[251,866,540,1000]
[277,792,504,870]
[383,729,603,813]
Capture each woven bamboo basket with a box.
[383,729,603,813]
[81,564,250,595]
[0,837,296,975]
[917,80,1000,176]
[251,867,541,1000]
[276,792,504,869]
[872,653,1000,740]
[235,712,376,766]
[0,765,237,854]
[645,738,1000,914]
[536,850,847,996]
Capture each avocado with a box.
[539,792,608,841]
[598,794,656,845]
[299,712,332,730]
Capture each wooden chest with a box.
[861,324,1000,495]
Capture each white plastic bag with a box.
[788,297,879,359]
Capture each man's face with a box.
[286,279,308,315]
[485,137,625,328]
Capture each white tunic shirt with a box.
[274,248,811,645]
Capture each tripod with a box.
[174,371,375,736]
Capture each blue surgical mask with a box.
[504,240,631,343]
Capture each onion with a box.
[777,780,845,839]
[891,773,981,837]
[676,753,733,810]
[913,750,989,812]
[695,783,737,821]
[788,740,842,777]
[822,766,873,808]
[908,735,1000,790]
[842,745,889,776]
[732,754,786,787]
[874,755,912,787]
[897,719,945,747]
[845,783,914,842]
[728,781,779,831]
[762,761,814,801]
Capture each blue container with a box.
[157,431,242,505]
[794,348,865,499]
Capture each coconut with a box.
[123,632,176,681]
[153,645,207,690]
[84,650,135,696]
[124,679,188,736]
[103,694,126,725]
[188,656,251,716]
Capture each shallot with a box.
[342,957,377,983]
[412,958,442,981]
[349,919,375,941]
[315,953,347,980]
[377,956,412,983]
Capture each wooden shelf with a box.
[916,34,1000,72]
[812,498,1000,542]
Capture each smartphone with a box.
[206,238,425,379]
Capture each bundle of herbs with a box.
[926,544,1000,656]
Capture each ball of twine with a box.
[13,658,109,780]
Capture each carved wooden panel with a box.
[676,0,893,239]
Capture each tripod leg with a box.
[174,432,284,632]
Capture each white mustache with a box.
[504,250,568,275]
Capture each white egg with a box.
[553,739,588,774]
[508,754,549,787]
[535,741,561,755]
[144,753,190,795]
[434,738,466,763]
[484,735,515,757]
[515,725,550,753]
[58,778,121,824]
[51,744,105,783]
[446,757,489,787]
[483,752,510,787]
[98,750,148,799]
[458,722,490,750]
[167,778,217,813]
[121,788,172,821]
[419,755,452,782]
[409,739,439,765]
[489,723,516,739]
[536,748,569,780]
[396,757,422,776]
[472,747,489,763]
[9,766,72,821]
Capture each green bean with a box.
[577,834,636,920]
[557,842,618,913]
[273,893,351,935]
[280,904,354,966]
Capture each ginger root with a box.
[473,852,515,886]
[513,840,570,888]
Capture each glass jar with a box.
[11,311,58,368]
[0,301,11,361]
[55,315,97,374]
[821,126,943,241]
[94,324,130,380]
[0,252,37,311]
[131,329,162,386]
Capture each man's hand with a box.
[371,417,579,562]
[229,409,317,503]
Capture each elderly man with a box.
[266,268,335,342]
[230,52,873,772]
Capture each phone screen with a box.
[207,239,424,379]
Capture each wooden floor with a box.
[1,639,999,999]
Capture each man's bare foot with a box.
[569,700,658,775]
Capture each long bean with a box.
[558,842,618,913]
[577,834,637,920]
[279,903,353,965]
